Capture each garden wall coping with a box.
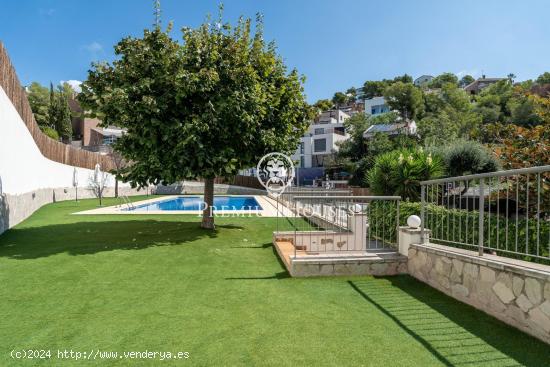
[410,243,550,282]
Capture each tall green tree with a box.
[536,72,550,85]
[361,75,413,99]
[458,75,475,88]
[79,12,311,229]
[53,91,73,142]
[383,82,424,120]
[27,82,50,128]
[331,91,349,107]
[361,80,387,99]
[47,83,73,142]
[473,80,513,123]
[313,99,333,112]
[420,83,480,144]
[428,72,458,88]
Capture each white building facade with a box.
[414,75,434,87]
[364,96,390,116]
[292,110,350,168]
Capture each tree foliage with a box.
[383,82,423,120]
[331,91,349,107]
[434,140,500,177]
[536,72,550,85]
[361,74,413,99]
[366,148,443,201]
[458,75,475,88]
[428,72,458,88]
[27,81,74,140]
[313,99,333,112]
[47,83,73,141]
[27,82,50,128]
[420,83,481,144]
[335,112,412,186]
[79,12,311,228]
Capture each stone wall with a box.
[290,256,408,277]
[0,186,145,235]
[408,243,550,344]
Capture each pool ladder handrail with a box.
[119,194,135,210]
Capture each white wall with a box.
[0,86,125,195]
[364,96,389,116]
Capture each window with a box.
[371,107,376,115]
[103,135,117,145]
[314,138,326,152]
[300,156,305,168]
[300,142,304,154]
[314,128,324,135]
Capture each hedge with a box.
[370,201,550,265]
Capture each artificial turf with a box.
[0,196,549,366]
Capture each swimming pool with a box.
[126,196,263,212]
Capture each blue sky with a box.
[1,0,549,102]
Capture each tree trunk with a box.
[115,179,119,198]
[201,177,215,229]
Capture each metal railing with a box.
[278,189,351,209]
[117,194,135,210]
[274,195,401,256]
[420,165,550,263]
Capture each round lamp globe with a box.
[407,215,421,229]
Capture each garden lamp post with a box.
[72,167,78,202]
[94,163,103,206]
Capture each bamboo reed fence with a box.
[0,42,115,171]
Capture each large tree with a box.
[420,83,481,144]
[48,83,73,142]
[458,75,475,88]
[383,82,424,120]
[79,14,311,229]
[428,72,458,88]
[27,82,50,128]
[331,91,349,107]
[313,99,333,112]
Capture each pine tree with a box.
[47,83,73,142]
[54,91,73,142]
[47,82,56,130]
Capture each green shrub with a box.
[41,126,59,140]
[371,201,550,265]
[366,148,444,201]
[435,140,500,177]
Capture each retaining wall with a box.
[408,242,550,344]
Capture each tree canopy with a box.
[383,82,423,120]
[79,13,311,229]
[27,82,74,141]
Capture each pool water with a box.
[127,196,262,212]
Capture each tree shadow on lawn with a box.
[225,242,291,280]
[350,275,550,367]
[0,220,243,260]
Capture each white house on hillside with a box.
[292,110,350,168]
[414,75,434,87]
[364,96,390,116]
[363,117,417,139]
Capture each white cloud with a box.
[83,41,103,53]
[81,41,103,59]
[60,80,83,93]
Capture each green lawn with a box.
[1,196,549,366]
